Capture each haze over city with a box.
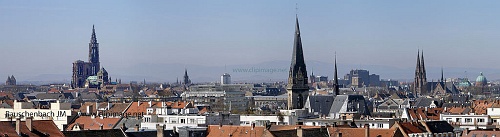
[2,0,500,83]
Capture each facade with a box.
[349,69,370,87]
[240,115,297,126]
[369,74,380,87]
[287,16,309,110]
[221,73,231,85]
[248,95,287,110]
[97,67,109,87]
[72,25,101,88]
[182,85,247,112]
[0,100,72,131]
[414,50,428,96]
[440,114,494,130]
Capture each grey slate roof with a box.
[36,93,74,100]
[114,117,143,131]
[305,95,335,115]
[413,98,442,108]
[72,92,101,100]
[329,95,370,116]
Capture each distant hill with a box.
[15,60,500,85]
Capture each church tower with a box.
[413,50,427,96]
[89,25,100,76]
[287,16,309,110]
[183,69,191,85]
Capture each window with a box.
[456,118,462,122]
[465,118,472,123]
[446,118,452,122]
[181,119,186,124]
[478,118,485,123]
[378,124,383,128]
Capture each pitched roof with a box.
[0,120,65,137]
[125,101,162,115]
[268,125,328,137]
[462,130,500,137]
[63,129,127,137]
[473,100,495,115]
[206,125,269,137]
[77,102,130,115]
[66,116,122,131]
[305,95,335,115]
[397,122,427,134]
[327,127,397,137]
[407,108,443,120]
[423,121,454,133]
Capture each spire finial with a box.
[295,3,298,15]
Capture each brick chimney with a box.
[15,118,21,135]
[296,126,303,137]
[156,124,164,137]
[26,117,33,131]
[364,124,370,137]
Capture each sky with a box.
[1,1,500,82]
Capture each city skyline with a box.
[2,1,500,82]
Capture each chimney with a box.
[138,101,141,106]
[251,123,255,130]
[465,128,469,136]
[156,124,164,137]
[296,126,303,137]
[15,118,21,135]
[219,123,222,129]
[99,124,103,130]
[87,105,92,115]
[364,124,370,137]
[135,124,140,131]
[149,101,152,107]
[121,122,127,130]
[26,117,33,132]
[107,102,112,110]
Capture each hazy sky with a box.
[1,1,500,81]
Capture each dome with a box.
[475,72,487,86]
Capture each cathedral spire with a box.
[90,24,97,44]
[333,53,339,96]
[415,50,420,73]
[421,50,426,79]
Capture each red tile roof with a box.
[0,120,64,137]
[66,116,121,131]
[327,127,397,137]
[207,125,269,137]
